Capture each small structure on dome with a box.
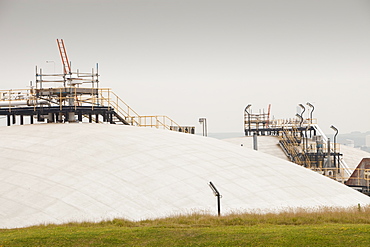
[0,39,194,133]
[244,103,345,182]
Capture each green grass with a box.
[1,207,370,246]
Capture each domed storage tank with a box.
[0,123,369,229]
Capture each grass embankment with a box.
[1,207,370,246]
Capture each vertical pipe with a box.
[253,132,258,151]
[205,119,207,137]
[7,114,11,126]
[20,115,24,125]
[30,114,34,124]
[92,67,94,89]
[35,66,38,90]
[12,114,16,124]
[96,63,99,105]
[333,143,336,169]
[217,195,221,216]
[64,112,69,122]
[327,138,331,168]
[333,131,338,171]
[40,68,43,89]
[305,128,309,157]
[110,113,113,124]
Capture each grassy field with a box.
[1,207,370,246]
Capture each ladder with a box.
[56,39,71,74]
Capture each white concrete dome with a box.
[1,123,370,229]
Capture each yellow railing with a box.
[267,118,318,130]
[96,89,191,131]
[97,89,141,126]
[279,126,312,167]
[133,115,179,130]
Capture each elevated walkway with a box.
[0,87,195,134]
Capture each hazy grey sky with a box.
[1,0,370,134]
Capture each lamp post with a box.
[330,125,339,170]
[245,104,251,136]
[199,118,207,137]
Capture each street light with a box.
[199,118,207,137]
[244,104,251,135]
[330,125,339,170]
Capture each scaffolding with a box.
[244,104,271,136]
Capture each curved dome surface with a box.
[0,123,369,229]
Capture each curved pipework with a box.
[244,104,251,135]
[306,102,315,124]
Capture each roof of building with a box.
[1,123,370,229]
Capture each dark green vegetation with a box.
[1,207,370,246]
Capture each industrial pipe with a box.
[0,100,50,107]
[330,125,339,170]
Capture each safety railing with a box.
[0,88,40,112]
[279,126,312,168]
[97,89,141,126]
[270,118,318,128]
[97,90,191,131]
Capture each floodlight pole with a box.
[208,181,222,216]
[199,118,207,137]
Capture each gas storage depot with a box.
[0,40,369,229]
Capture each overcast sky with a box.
[1,0,370,134]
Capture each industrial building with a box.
[224,104,370,193]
